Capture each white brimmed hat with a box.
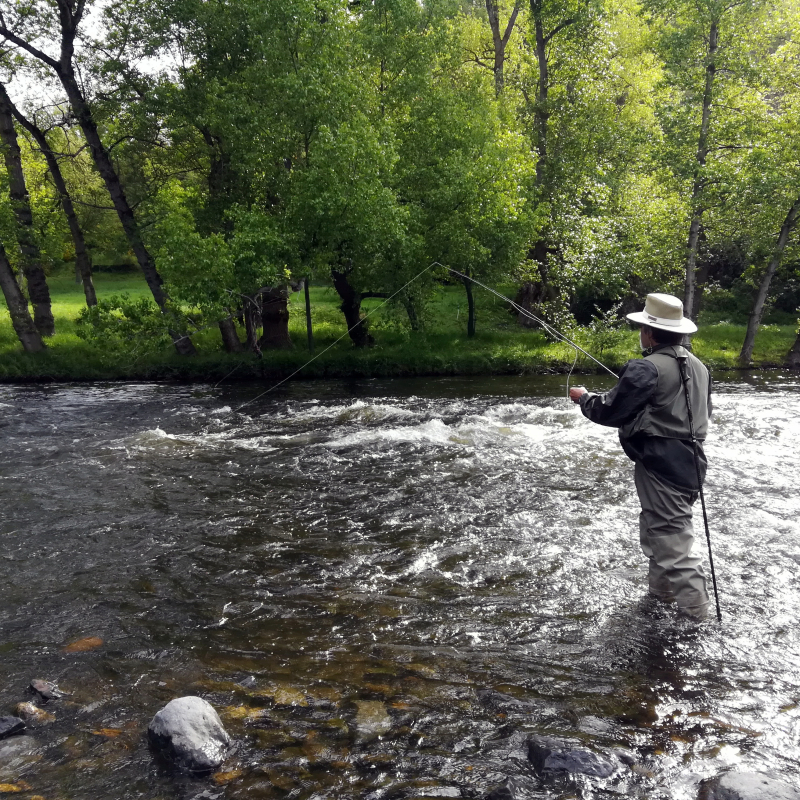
[626,293,697,334]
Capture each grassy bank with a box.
[0,270,796,382]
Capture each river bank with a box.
[1,271,796,381]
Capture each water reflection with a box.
[0,373,799,799]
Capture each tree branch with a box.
[501,1,522,47]
[0,25,60,70]
[544,18,576,46]
[464,48,492,70]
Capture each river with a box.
[1,373,799,799]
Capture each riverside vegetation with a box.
[0,268,795,382]
[0,0,799,372]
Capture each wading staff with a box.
[678,356,722,622]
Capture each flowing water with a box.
[1,373,799,800]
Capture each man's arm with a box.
[570,359,658,428]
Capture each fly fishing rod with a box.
[678,356,722,622]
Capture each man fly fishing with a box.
[569,293,713,620]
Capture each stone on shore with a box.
[0,717,25,740]
[148,696,231,772]
[528,736,618,779]
[707,772,800,800]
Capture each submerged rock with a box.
[477,689,538,715]
[14,703,55,725]
[484,778,516,800]
[0,780,32,793]
[0,735,39,780]
[148,696,231,773]
[62,636,104,653]
[707,772,800,800]
[0,717,25,740]
[353,700,392,741]
[527,736,618,779]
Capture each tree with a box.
[0,234,44,351]
[512,0,624,318]
[645,0,772,319]
[2,91,97,306]
[0,0,195,353]
[735,11,800,365]
[464,0,523,97]
[739,198,800,365]
[394,77,533,337]
[0,81,54,335]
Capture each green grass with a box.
[1,269,796,382]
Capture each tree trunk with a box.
[403,296,422,331]
[739,196,800,366]
[786,332,800,369]
[463,276,476,338]
[3,86,97,307]
[304,277,314,352]
[199,127,244,352]
[331,268,374,347]
[0,88,55,336]
[512,279,551,327]
[530,0,550,192]
[0,238,45,352]
[59,76,196,353]
[218,317,243,352]
[485,1,521,97]
[243,295,262,354]
[683,19,718,320]
[259,287,293,350]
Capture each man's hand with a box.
[569,386,587,404]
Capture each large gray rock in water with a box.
[708,772,800,800]
[148,696,230,772]
[528,736,618,779]
[0,717,25,740]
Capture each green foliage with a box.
[571,303,630,357]
[1,0,799,361]
[75,293,173,352]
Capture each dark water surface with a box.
[1,373,799,799]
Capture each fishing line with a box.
[233,262,619,411]
[445,268,618,380]
[235,261,443,411]
[565,347,579,398]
